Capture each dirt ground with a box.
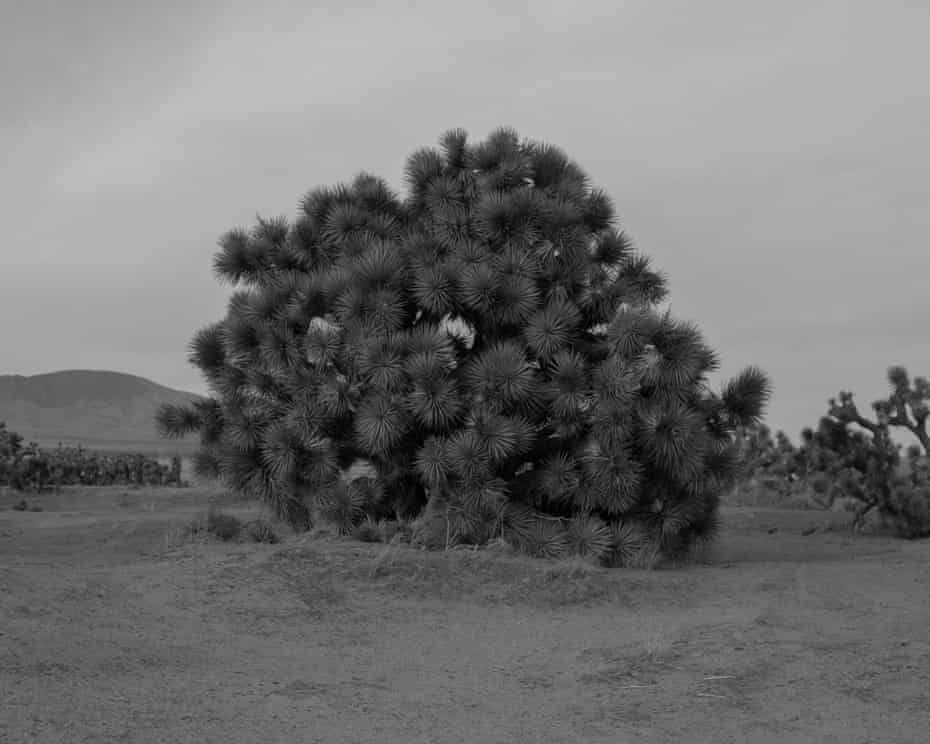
[1,487,928,744]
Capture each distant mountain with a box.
[0,370,203,455]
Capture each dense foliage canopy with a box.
[157,127,771,564]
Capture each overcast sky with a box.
[2,0,928,440]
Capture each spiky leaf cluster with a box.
[157,127,772,562]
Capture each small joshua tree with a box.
[732,423,805,502]
[0,421,23,458]
[783,392,930,537]
[0,422,23,488]
[734,423,782,476]
[829,366,930,455]
[157,127,771,565]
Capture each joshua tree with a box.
[828,366,930,455]
[0,421,23,458]
[766,383,930,537]
[807,412,929,535]
[157,127,771,565]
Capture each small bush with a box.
[316,480,368,536]
[481,537,515,556]
[352,517,383,543]
[13,499,28,511]
[247,517,281,544]
[881,484,930,539]
[205,507,243,541]
[379,518,414,545]
[543,558,599,582]
[168,508,246,547]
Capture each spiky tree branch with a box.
[828,366,930,455]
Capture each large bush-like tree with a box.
[157,127,771,565]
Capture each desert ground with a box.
[1,485,928,744]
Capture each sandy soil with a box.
[1,487,928,744]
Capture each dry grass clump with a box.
[11,498,43,512]
[355,538,630,607]
[165,507,283,547]
[246,516,281,544]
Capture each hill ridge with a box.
[0,369,202,455]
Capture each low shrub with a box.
[352,517,383,543]
[205,507,243,541]
[175,507,244,543]
[247,517,281,544]
[379,519,414,545]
